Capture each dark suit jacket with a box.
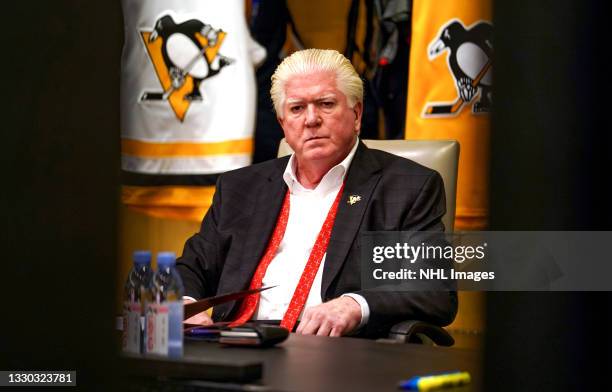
[177,141,457,338]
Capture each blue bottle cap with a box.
[157,252,176,267]
[133,250,152,265]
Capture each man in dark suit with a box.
[177,49,457,338]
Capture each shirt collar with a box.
[283,137,359,196]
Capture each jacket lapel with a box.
[235,158,289,291]
[322,141,382,298]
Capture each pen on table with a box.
[398,371,471,391]
[184,327,220,337]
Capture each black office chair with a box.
[278,139,460,346]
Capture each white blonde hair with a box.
[270,49,363,117]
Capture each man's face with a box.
[278,71,362,166]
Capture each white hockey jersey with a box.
[120,0,264,219]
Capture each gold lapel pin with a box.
[347,195,362,205]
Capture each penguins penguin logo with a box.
[139,14,234,121]
[424,19,493,117]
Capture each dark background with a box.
[1,1,122,389]
[1,0,611,390]
[488,1,612,390]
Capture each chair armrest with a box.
[387,320,455,346]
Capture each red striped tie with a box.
[229,190,291,327]
[230,184,344,331]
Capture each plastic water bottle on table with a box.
[122,250,153,354]
[145,252,184,358]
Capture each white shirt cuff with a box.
[182,295,197,302]
[341,293,370,329]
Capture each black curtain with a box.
[487,1,612,390]
[1,1,121,389]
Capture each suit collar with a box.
[342,140,382,186]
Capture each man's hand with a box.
[182,298,213,326]
[296,296,362,337]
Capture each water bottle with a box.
[122,250,153,354]
[145,252,184,357]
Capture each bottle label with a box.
[146,301,183,357]
[122,301,142,354]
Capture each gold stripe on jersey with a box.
[121,138,253,158]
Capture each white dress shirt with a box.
[254,138,370,327]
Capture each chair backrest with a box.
[277,139,459,231]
